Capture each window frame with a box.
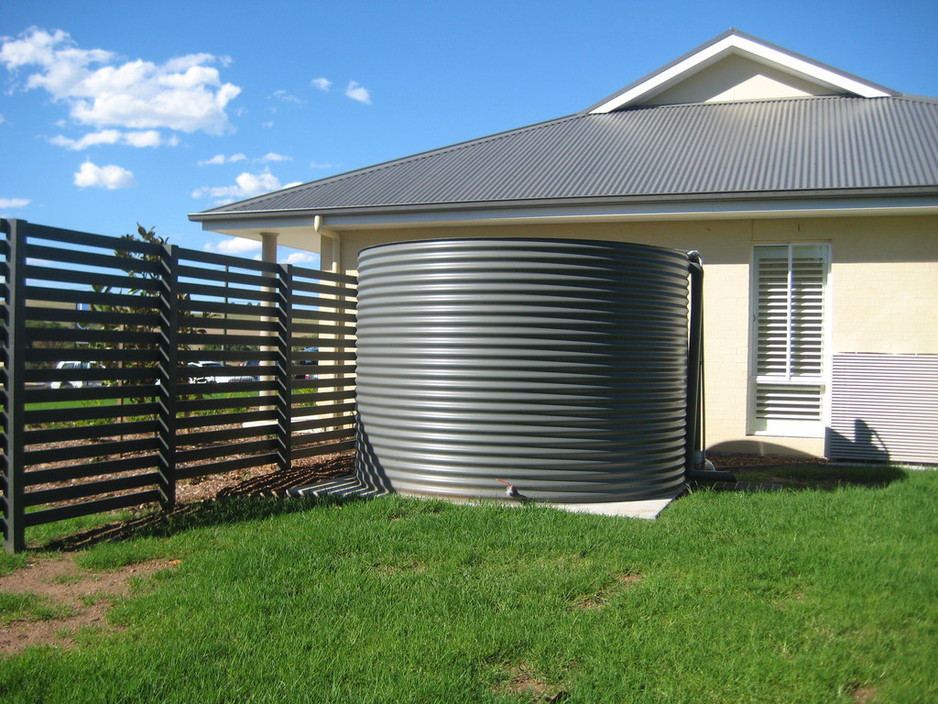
[748,242,832,438]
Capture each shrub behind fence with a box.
[1,219,357,552]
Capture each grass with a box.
[0,592,74,625]
[1,465,936,703]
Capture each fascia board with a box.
[589,34,893,114]
[317,195,938,229]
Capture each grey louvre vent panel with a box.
[827,353,938,464]
[355,238,691,503]
[197,95,938,218]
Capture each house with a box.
[190,30,938,464]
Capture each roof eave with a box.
[190,186,938,227]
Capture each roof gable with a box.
[587,29,896,113]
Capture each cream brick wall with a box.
[335,214,938,457]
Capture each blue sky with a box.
[2,0,937,265]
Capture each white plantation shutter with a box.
[751,244,829,434]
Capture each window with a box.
[750,243,830,436]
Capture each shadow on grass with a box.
[33,463,913,552]
[727,463,909,491]
[38,493,365,554]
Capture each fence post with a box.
[276,264,293,473]
[156,243,179,511]
[3,220,27,552]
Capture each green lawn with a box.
[1,466,936,703]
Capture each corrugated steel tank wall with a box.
[355,238,691,503]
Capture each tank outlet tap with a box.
[496,479,521,498]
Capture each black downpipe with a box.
[684,252,704,478]
[684,251,737,484]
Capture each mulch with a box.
[705,454,824,469]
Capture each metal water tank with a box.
[355,238,693,503]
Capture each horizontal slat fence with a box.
[1,219,357,551]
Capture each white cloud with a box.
[125,130,177,147]
[281,251,318,266]
[205,237,261,256]
[345,81,371,104]
[1,27,241,136]
[311,77,332,91]
[198,152,247,166]
[49,128,172,150]
[262,120,274,128]
[309,161,336,169]
[73,161,136,189]
[0,114,5,124]
[191,170,284,203]
[272,89,304,104]
[0,198,30,208]
[258,152,291,163]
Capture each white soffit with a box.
[589,31,894,114]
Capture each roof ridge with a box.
[890,93,938,106]
[615,94,903,112]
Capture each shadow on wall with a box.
[826,419,891,463]
[706,439,819,459]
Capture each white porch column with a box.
[261,231,278,268]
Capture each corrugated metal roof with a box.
[194,95,938,218]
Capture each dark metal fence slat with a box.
[291,414,358,433]
[176,438,277,464]
[177,262,274,288]
[27,243,162,276]
[176,409,277,430]
[24,471,161,507]
[292,440,356,459]
[292,389,357,404]
[292,428,357,449]
[26,222,159,255]
[178,424,279,445]
[26,307,160,327]
[2,219,26,551]
[176,392,277,414]
[290,263,357,285]
[292,310,357,324]
[176,453,278,480]
[26,384,158,405]
[179,316,278,333]
[25,419,159,444]
[23,490,163,528]
[278,264,294,474]
[25,402,160,425]
[25,453,158,485]
[292,292,357,311]
[158,244,179,510]
[178,281,277,303]
[25,437,159,465]
[26,285,149,309]
[176,246,279,273]
[26,265,161,292]
[290,278,359,296]
[25,327,160,346]
[176,332,275,348]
